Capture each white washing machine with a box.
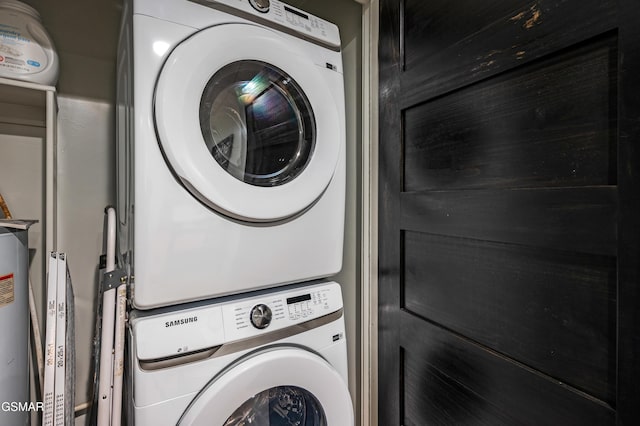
[126,281,353,425]
[116,0,346,309]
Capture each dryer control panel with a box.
[190,0,341,50]
[132,281,343,361]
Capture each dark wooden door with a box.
[378,0,640,424]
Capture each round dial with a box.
[249,0,270,13]
[250,304,273,329]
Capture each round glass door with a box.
[154,24,342,222]
[200,61,315,187]
[223,385,326,425]
[177,347,353,425]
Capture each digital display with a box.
[284,5,309,20]
[286,294,311,304]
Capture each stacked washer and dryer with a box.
[116,0,352,424]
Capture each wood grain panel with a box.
[403,35,617,192]
[402,0,517,72]
[378,0,404,424]
[400,312,615,425]
[403,231,617,403]
[404,353,517,425]
[400,187,618,256]
[401,0,617,106]
[381,0,640,423]
[616,0,640,422]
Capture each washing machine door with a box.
[154,23,342,222]
[177,347,354,425]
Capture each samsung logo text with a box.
[165,316,198,328]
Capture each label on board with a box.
[0,273,15,307]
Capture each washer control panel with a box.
[132,281,342,360]
[286,289,331,320]
[226,284,336,333]
[223,283,341,343]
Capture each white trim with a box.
[0,76,56,93]
[45,89,57,253]
[360,0,378,425]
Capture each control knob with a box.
[250,303,272,329]
[249,0,270,13]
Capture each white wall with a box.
[57,96,115,412]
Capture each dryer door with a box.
[154,23,342,222]
[177,347,354,425]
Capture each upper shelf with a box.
[0,77,56,128]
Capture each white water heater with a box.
[0,224,29,426]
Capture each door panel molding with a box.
[379,0,640,424]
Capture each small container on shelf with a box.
[0,0,58,85]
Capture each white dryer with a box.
[116,0,346,308]
[126,281,353,425]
